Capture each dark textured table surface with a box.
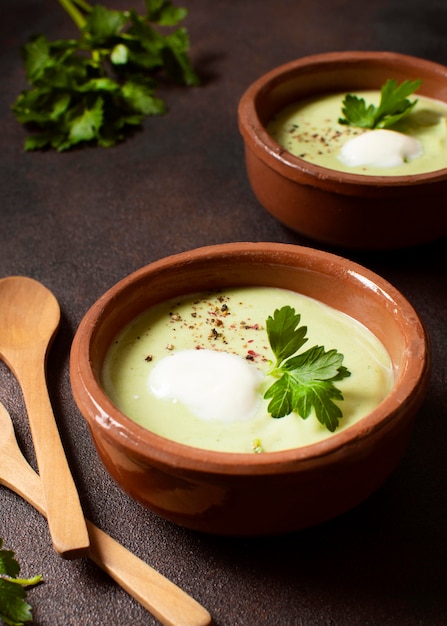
[1,1,447,624]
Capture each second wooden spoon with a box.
[0,403,212,626]
[0,401,212,626]
[0,276,89,559]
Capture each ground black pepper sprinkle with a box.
[155,291,270,363]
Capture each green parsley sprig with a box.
[264,306,351,432]
[338,78,422,129]
[0,539,42,626]
[12,0,200,151]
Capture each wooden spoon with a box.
[0,402,212,626]
[0,276,89,559]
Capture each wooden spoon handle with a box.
[0,419,212,626]
[86,524,212,626]
[16,351,90,559]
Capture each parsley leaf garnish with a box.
[0,539,42,626]
[338,78,422,129]
[264,306,351,432]
[12,0,200,151]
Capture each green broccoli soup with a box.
[267,91,447,176]
[102,287,393,453]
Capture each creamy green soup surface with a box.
[267,91,447,176]
[102,287,394,453]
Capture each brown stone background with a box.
[1,0,446,624]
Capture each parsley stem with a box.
[0,574,43,587]
[57,0,88,30]
[266,364,281,377]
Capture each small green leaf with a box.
[0,539,42,626]
[0,579,32,626]
[266,306,308,367]
[121,81,166,115]
[339,94,377,128]
[83,5,129,43]
[145,0,188,26]
[68,98,104,144]
[0,542,20,579]
[264,375,295,418]
[21,35,52,82]
[292,379,344,431]
[48,92,72,120]
[284,346,348,381]
[162,29,201,85]
[24,133,53,151]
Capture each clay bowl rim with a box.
[70,242,430,477]
[238,50,447,188]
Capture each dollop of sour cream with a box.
[148,349,264,423]
[338,128,422,168]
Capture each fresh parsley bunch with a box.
[12,0,200,151]
[0,539,42,626]
[264,306,351,432]
[339,78,422,129]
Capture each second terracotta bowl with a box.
[238,51,447,250]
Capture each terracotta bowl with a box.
[238,51,447,250]
[70,242,430,535]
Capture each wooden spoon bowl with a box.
[0,276,89,558]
